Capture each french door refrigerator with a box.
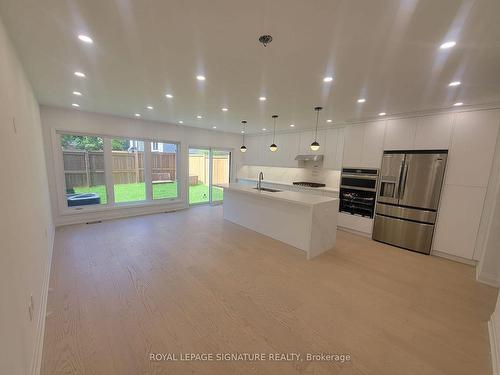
[372,150,448,254]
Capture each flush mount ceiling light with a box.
[449,81,461,87]
[240,121,247,152]
[357,98,366,103]
[71,103,80,107]
[196,75,206,81]
[323,76,333,82]
[262,128,267,131]
[310,106,323,151]
[453,102,463,106]
[78,34,93,44]
[259,96,267,101]
[269,115,279,152]
[326,119,332,123]
[147,106,153,110]
[178,120,184,124]
[74,71,86,78]
[134,113,141,117]
[212,126,217,129]
[221,107,228,112]
[290,124,295,127]
[196,115,203,119]
[258,34,273,47]
[440,41,456,49]
[73,91,82,96]
[165,94,173,98]
[378,112,387,116]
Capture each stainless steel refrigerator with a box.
[372,150,448,254]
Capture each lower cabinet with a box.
[338,213,374,235]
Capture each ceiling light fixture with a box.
[262,128,267,131]
[440,41,456,49]
[269,115,279,152]
[165,94,173,98]
[290,124,295,127]
[74,71,86,78]
[357,98,366,103]
[147,106,153,110]
[212,126,217,129]
[196,75,206,81]
[326,119,332,123]
[197,115,203,119]
[449,81,461,87]
[78,34,93,44]
[323,76,333,82]
[134,113,141,117]
[310,107,323,151]
[71,103,80,107]
[453,102,463,107]
[378,112,386,116]
[240,121,247,152]
[221,107,228,112]
[73,91,82,96]
[178,120,184,124]
[259,96,267,101]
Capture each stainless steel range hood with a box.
[294,154,324,161]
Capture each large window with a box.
[58,133,179,209]
[60,134,107,207]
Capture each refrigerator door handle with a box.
[396,160,405,198]
[399,162,409,198]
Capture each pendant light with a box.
[269,115,278,152]
[240,120,247,152]
[310,106,323,151]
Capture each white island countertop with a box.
[215,183,336,206]
[237,178,339,193]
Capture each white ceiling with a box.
[1,0,500,133]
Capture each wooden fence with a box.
[188,154,230,185]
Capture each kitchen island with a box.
[216,183,339,259]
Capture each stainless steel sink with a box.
[253,187,282,193]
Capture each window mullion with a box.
[103,138,115,205]
[144,141,153,201]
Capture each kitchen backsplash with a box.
[237,165,341,189]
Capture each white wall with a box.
[40,106,242,226]
[0,17,54,375]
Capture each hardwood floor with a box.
[41,205,497,375]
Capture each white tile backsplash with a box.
[238,165,341,189]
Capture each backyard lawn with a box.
[73,182,223,205]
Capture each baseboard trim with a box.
[30,227,55,375]
[338,226,372,238]
[489,317,500,375]
[431,250,477,266]
[477,272,500,288]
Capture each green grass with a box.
[73,182,223,205]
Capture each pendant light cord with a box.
[272,116,277,143]
[314,109,319,142]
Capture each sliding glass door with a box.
[188,147,231,205]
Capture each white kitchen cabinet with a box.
[242,135,263,166]
[361,121,386,168]
[275,132,300,167]
[342,125,364,167]
[433,185,487,259]
[445,110,500,188]
[338,213,374,235]
[324,128,344,170]
[299,130,327,155]
[414,114,453,150]
[384,118,417,150]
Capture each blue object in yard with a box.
[67,193,101,207]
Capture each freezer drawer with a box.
[372,214,435,254]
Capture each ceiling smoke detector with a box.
[258,35,273,47]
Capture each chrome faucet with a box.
[257,172,264,190]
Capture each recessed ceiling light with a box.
[221,107,228,112]
[197,115,203,119]
[134,113,141,117]
[290,124,295,127]
[78,34,93,44]
[449,81,461,87]
[73,91,82,96]
[262,128,267,131]
[357,98,366,103]
[326,119,332,123]
[196,75,206,81]
[147,106,153,110]
[71,103,79,107]
[323,76,333,82]
[165,94,173,98]
[378,112,386,116]
[259,96,267,101]
[453,102,463,107]
[440,41,456,49]
[212,126,217,129]
[74,71,86,78]
[241,130,245,133]
[178,120,184,124]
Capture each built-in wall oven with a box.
[339,168,379,218]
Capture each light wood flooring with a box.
[41,205,498,375]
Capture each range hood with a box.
[295,154,324,161]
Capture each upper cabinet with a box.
[269,132,300,167]
[299,130,327,155]
[242,135,264,166]
[324,128,344,170]
[342,121,385,168]
[414,114,453,150]
[384,118,417,150]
